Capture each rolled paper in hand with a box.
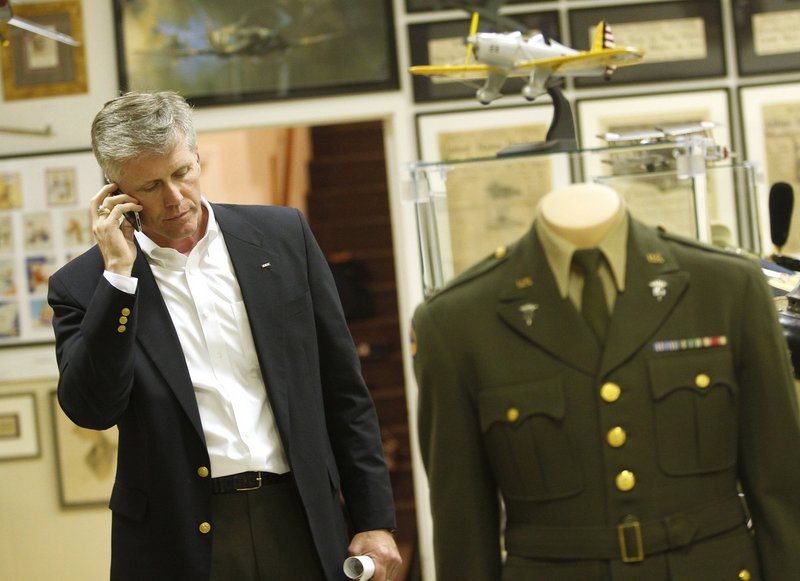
[343,555,375,580]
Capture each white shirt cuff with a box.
[103,270,138,294]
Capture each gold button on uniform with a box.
[738,570,751,581]
[197,466,209,478]
[198,522,211,534]
[494,246,507,259]
[121,308,131,316]
[506,408,520,423]
[695,373,711,388]
[600,382,621,402]
[615,470,636,492]
[606,427,627,448]
[117,325,127,333]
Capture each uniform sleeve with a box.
[735,259,800,578]
[413,301,503,581]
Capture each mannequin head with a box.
[539,183,623,247]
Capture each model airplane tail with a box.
[591,21,616,78]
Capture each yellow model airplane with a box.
[409,14,644,105]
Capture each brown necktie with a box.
[573,248,609,342]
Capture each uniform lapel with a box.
[600,220,689,376]
[496,229,601,375]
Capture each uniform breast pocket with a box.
[648,349,738,476]
[478,378,582,501]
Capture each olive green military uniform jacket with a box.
[413,217,800,581]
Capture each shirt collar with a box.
[535,208,629,298]
[136,197,217,268]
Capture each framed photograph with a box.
[740,82,800,255]
[0,0,87,101]
[405,0,533,13]
[0,392,39,460]
[50,391,118,507]
[577,90,735,244]
[732,0,800,75]
[408,10,560,102]
[113,0,398,107]
[0,149,102,346]
[415,103,573,283]
[568,0,725,88]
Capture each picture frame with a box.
[576,90,735,244]
[405,0,534,13]
[0,392,39,461]
[113,0,398,107]
[739,82,800,255]
[0,0,88,101]
[568,0,725,88]
[731,0,800,75]
[408,10,560,103]
[0,149,102,346]
[415,103,573,285]
[50,391,118,507]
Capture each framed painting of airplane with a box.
[732,0,800,75]
[0,0,87,101]
[568,0,726,88]
[408,10,560,102]
[113,0,399,107]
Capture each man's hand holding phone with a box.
[91,184,143,277]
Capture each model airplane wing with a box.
[515,47,644,72]
[0,0,80,46]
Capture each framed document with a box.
[0,0,87,101]
[0,149,101,346]
[577,90,734,242]
[408,11,560,102]
[415,104,573,279]
[568,0,726,87]
[0,391,39,461]
[740,82,800,254]
[113,0,398,106]
[732,0,800,75]
[405,0,532,13]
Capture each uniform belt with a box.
[210,471,290,494]
[504,494,748,563]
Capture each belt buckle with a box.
[617,519,644,563]
[235,472,262,492]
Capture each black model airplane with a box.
[0,0,80,46]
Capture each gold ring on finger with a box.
[97,205,111,216]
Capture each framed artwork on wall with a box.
[0,149,101,346]
[0,392,39,461]
[577,90,735,243]
[0,0,87,101]
[408,10,560,102]
[415,103,573,280]
[405,0,533,13]
[50,391,118,507]
[731,0,800,75]
[568,0,726,88]
[113,0,398,106]
[740,82,800,255]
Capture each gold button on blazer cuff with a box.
[121,307,131,316]
[117,325,127,333]
[198,522,211,534]
[197,466,210,478]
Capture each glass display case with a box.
[407,138,760,296]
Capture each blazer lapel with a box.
[213,206,290,437]
[600,220,689,376]
[496,229,601,375]
[132,252,206,441]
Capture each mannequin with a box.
[538,182,624,247]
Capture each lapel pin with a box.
[261,262,271,268]
[646,253,665,264]
[515,276,533,289]
[519,303,539,326]
[649,279,668,301]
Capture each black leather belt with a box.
[505,494,748,563]
[210,471,290,494]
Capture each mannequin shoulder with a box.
[424,244,515,305]
[656,226,759,270]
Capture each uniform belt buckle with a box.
[617,519,644,563]
[235,471,262,492]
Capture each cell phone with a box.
[105,177,142,231]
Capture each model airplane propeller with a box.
[0,0,80,46]
[410,13,644,105]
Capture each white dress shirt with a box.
[104,200,289,477]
